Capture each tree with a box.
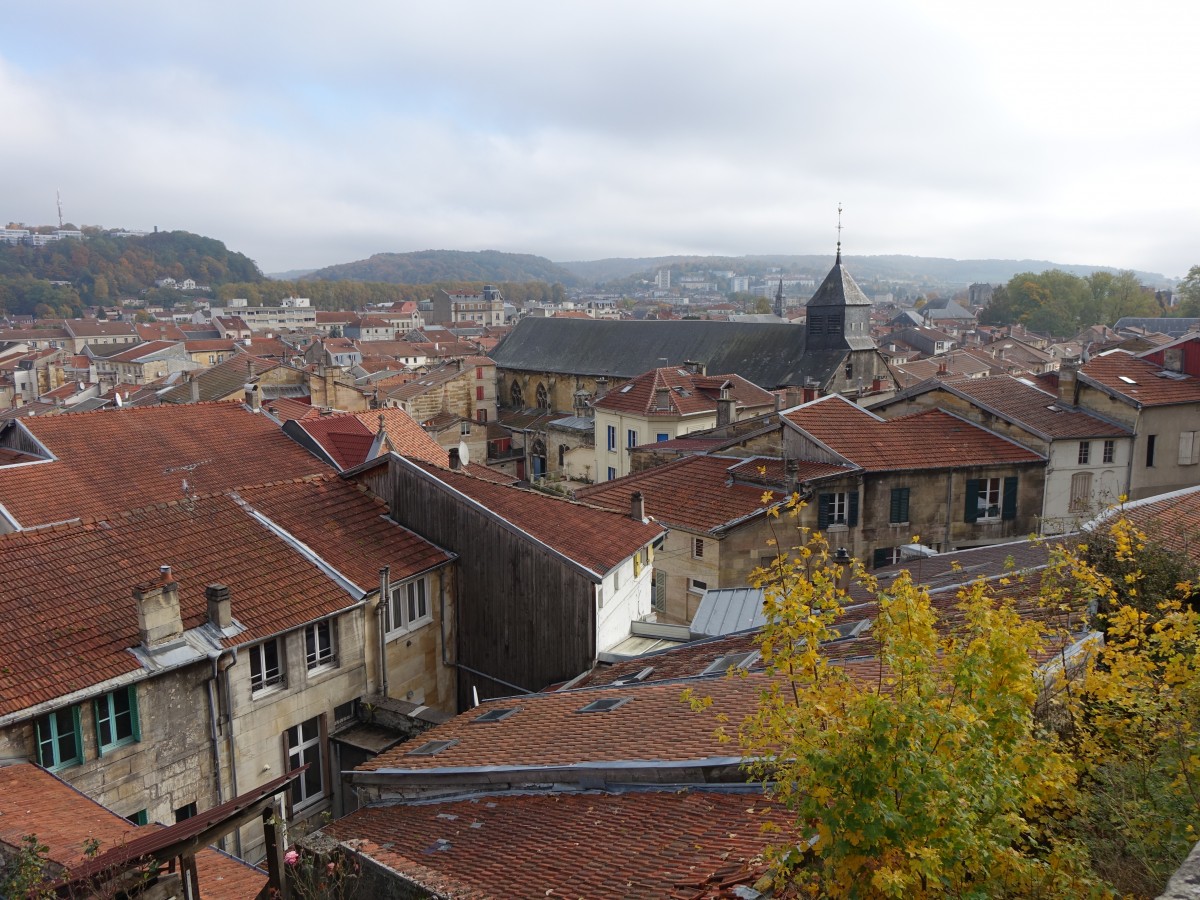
[695,500,1200,897]
[752,296,772,314]
[1177,265,1200,316]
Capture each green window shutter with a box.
[817,493,831,530]
[890,487,909,523]
[873,548,890,568]
[70,706,83,766]
[964,479,980,523]
[1002,476,1018,520]
[848,492,859,527]
[93,696,104,757]
[129,686,141,743]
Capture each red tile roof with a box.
[183,339,239,353]
[0,402,331,528]
[295,409,447,470]
[327,789,791,900]
[889,375,1129,440]
[64,320,137,338]
[135,322,188,342]
[263,396,318,421]
[0,764,264,899]
[576,455,796,533]
[235,475,452,586]
[0,490,365,716]
[401,459,663,577]
[594,367,774,417]
[1080,350,1200,407]
[784,395,1044,472]
[1097,485,1200,567]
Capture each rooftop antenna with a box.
[836,203,843,264]
[56,190,63,229]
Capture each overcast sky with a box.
[3,2,1197,277]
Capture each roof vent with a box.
[471,706,522,724]
[577,697,629,713]
[612,666,655,686]
[406,739,458,756]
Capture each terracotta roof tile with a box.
[403,459,663,576]
[0,764,265,899]
[326,789,792,900]
[296,409,447,470]
[576,455,794,533]
[263,396,318,422]
[0,489,365,717]
[784,395,1044,472]
[1080,350,1200,407]
[594,367,775,417]
[0,402,328,528]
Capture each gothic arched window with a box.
[535,382,549,409]
[510,381,524,408]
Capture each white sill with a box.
[306,661,338,676]
[385,618,433,642]
[251,682,286,700]
[976,517,1001,524]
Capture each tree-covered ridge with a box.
[0,229,264,317]
[305,249,579,286]
[979,269,1170,338]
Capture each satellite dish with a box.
[458,441,471,466]
[114,392,123,407]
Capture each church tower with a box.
[805,242,873,353]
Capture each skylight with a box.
[612,666,655,686]
[577,697,629,713]
[701,651,760,676]
[1118,375,1137,385]
[472,707,522,724]
[406,739,458,756]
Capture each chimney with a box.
[1058,354,1080,406]
[716,384,735,427]
[684,360,706,376]
[133,566,183,648]
[937,359,948,377]
[244,383,261,412]
[206,583,232,629]
[834,547,852,592]
[630,490,646,522]
[785,457,800,494]
[448,447,462,470]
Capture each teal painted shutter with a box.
[1002,476,1018,520]
[848,492,859,527]
[964,479,980,523]
[818,493,831,530]
[890,487,909,523]
[129,685,141,742]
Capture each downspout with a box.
[377,567,390,697]
[218,648,242,859]
[438,566,452,668]
[206,653,228,845]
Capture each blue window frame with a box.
[656,433,670,443]
[627,429,637,448]
[95,685,140,754]
[36,707,83,771]
[607,467,616,481]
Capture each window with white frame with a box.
[828,492,848,525]
[305,620,336,671]
[691,537,705,559]
[249,639,284,695]
[286,717,324,810]
[388,577,432,635]
[688,578,708,595]
[977,477,1002,520]
[1078,441,1091,465]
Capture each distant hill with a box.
[306,249,578,286]
[556,254,1172,289]
[267,268,318,281]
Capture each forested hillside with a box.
[215,279,566,310]
[0,229,263,317]
[306,249,578,286]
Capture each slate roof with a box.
[490,317,850,389]
[882,375,1130,441]
[1079,350,1200,407]
[592,367,775,417]
[0,764,264,899]
[398,458,664,578]
[576,455,825,533]
[64,319,137,338]
[1114,316,1200,337]
[0,402,331,528]
[783,395,1045,471]
[326,789,791,900]
[96,340,180,363]
[0,489,361,717]
[158,354,280,404]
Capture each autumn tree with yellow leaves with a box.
[709,496,1200,898]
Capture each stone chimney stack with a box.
[134,565,183,648]
[716,384,735,427]
[190,376,200,403]
[244,383,262,412]
[630,490,646,522]
[206,583,232,630]
[1058,354,1080,406]
[448,447,462,470]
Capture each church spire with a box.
[835,202,843,265]
[774,277,784,318]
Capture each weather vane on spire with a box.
[836,203,843,263]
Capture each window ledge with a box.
[385,619,433,643]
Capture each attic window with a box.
[472,706,522,724]
[577,697,629,713]
[406,739,458,756]
[701,651,760,676]
[612,666,655,686]
[826,619,872,641]
[619,384,634,393]
[1118,375,1137,385]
